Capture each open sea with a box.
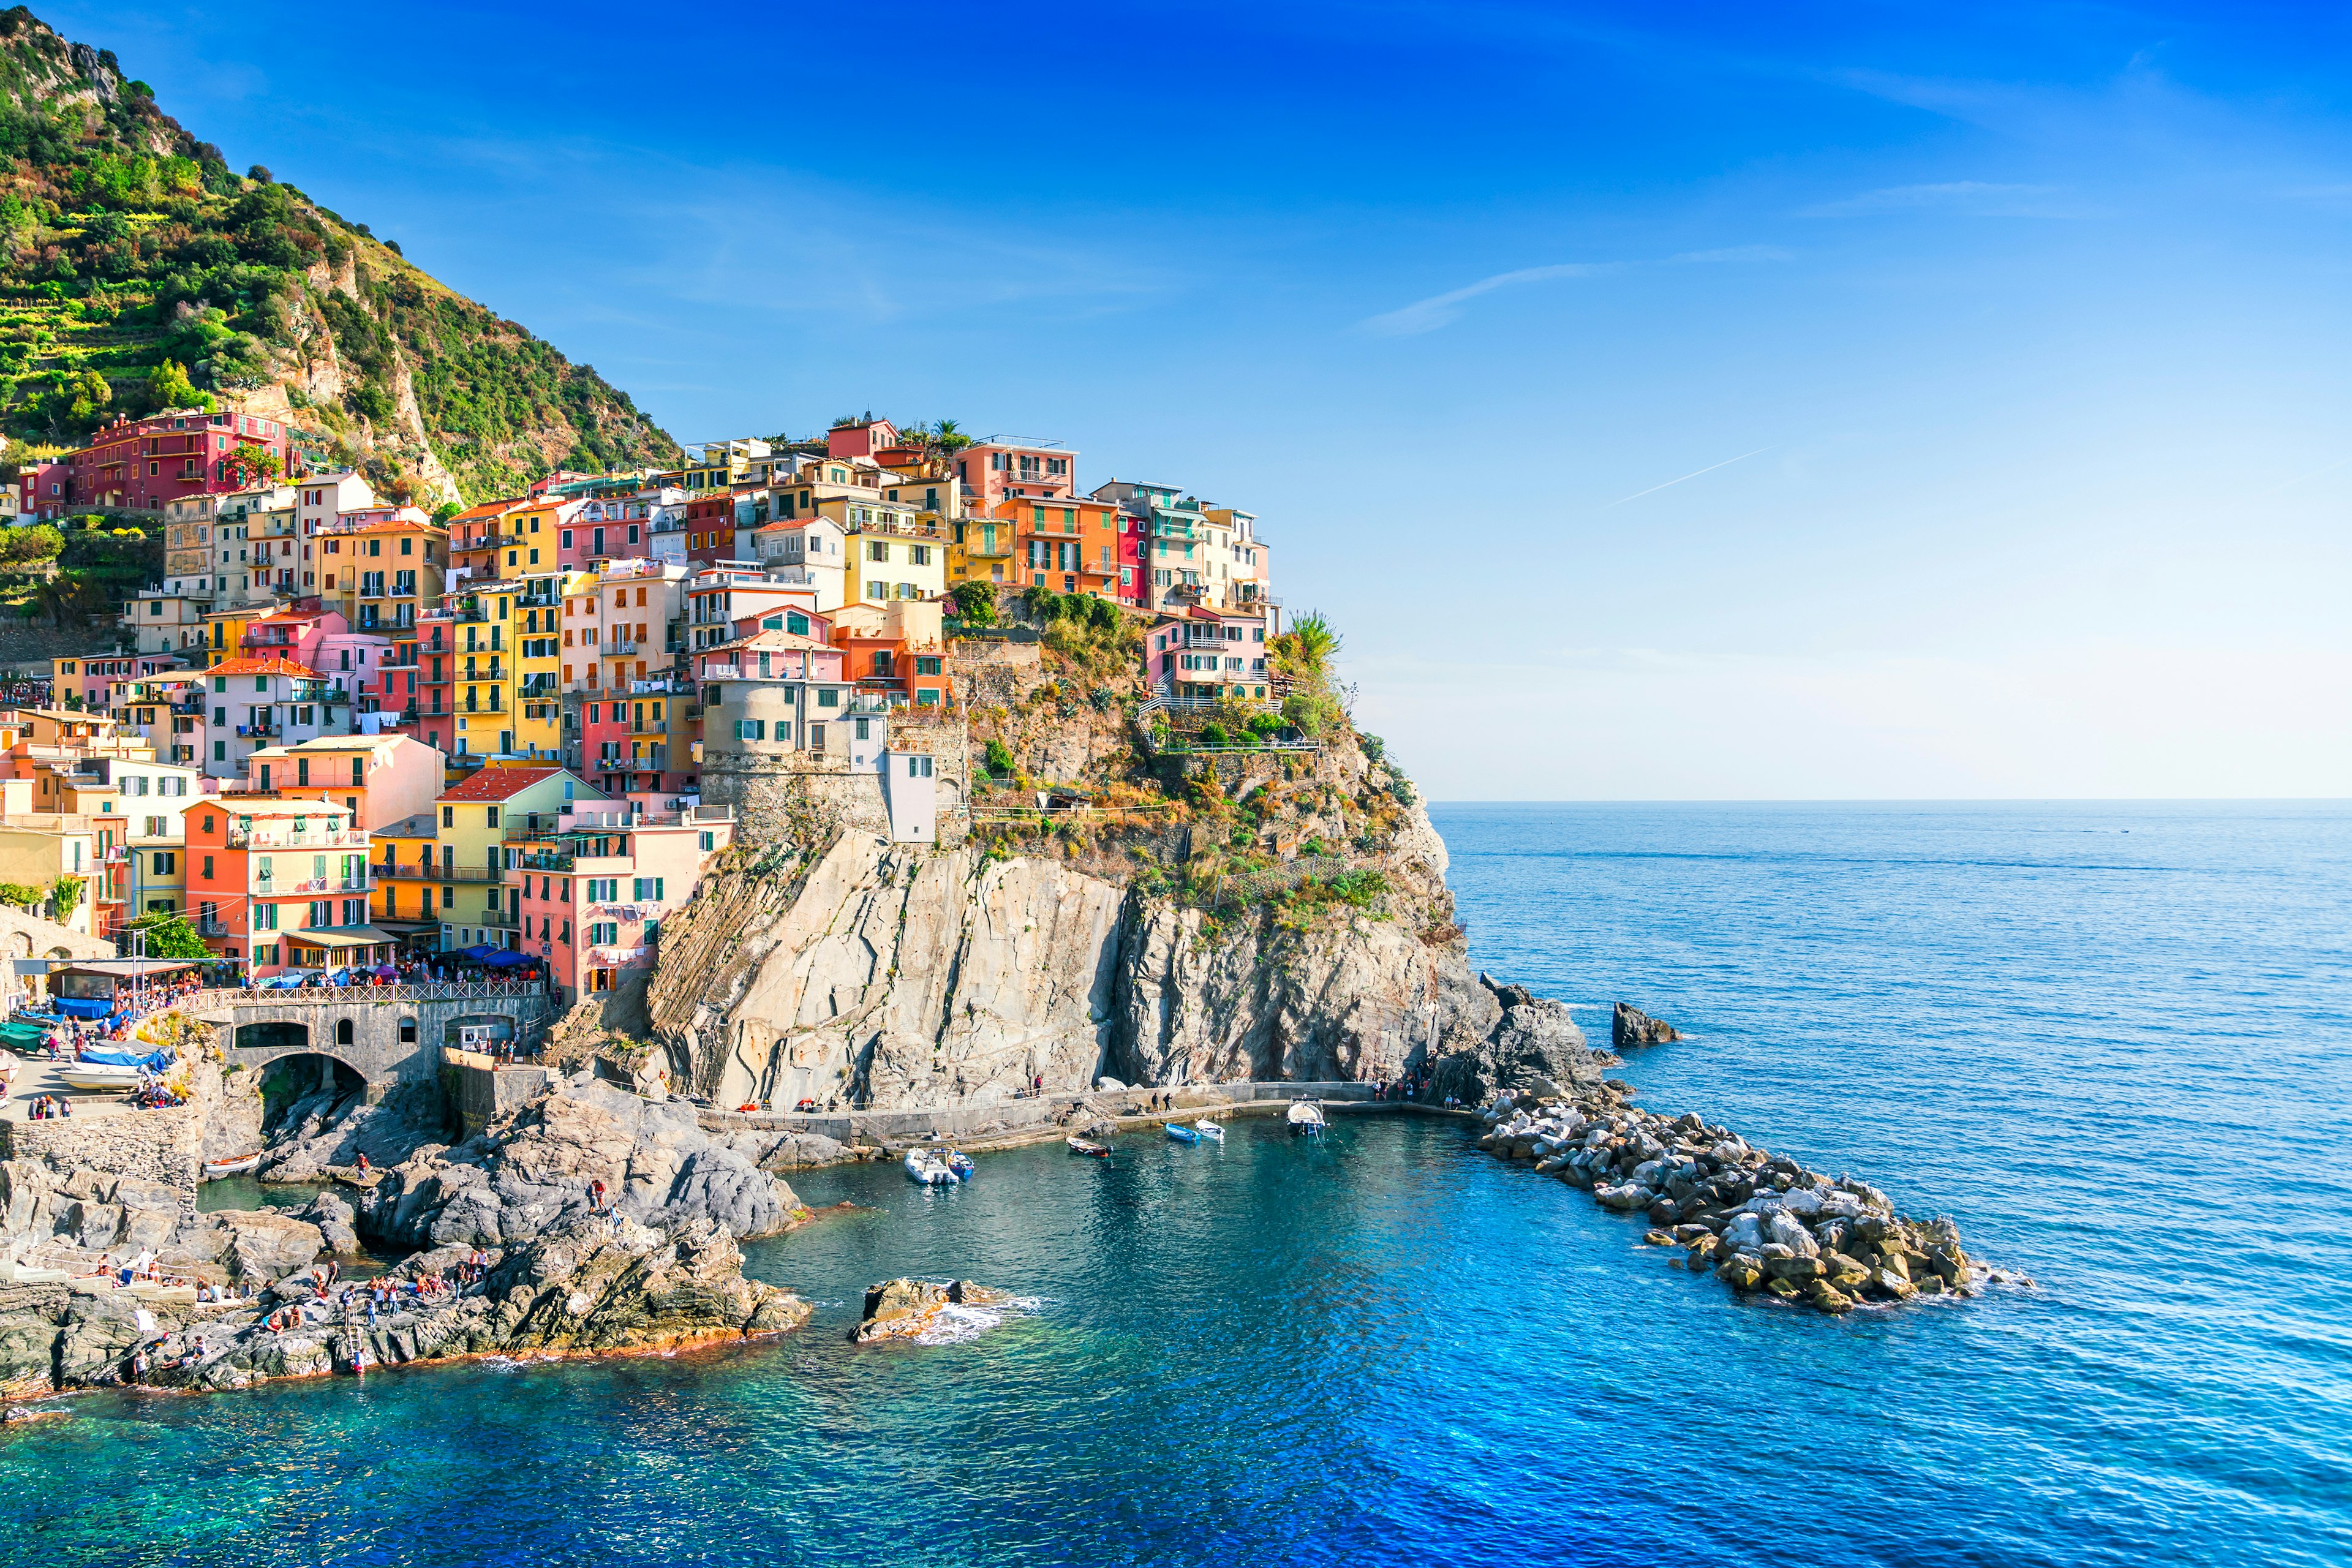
[1,801,2345,1567]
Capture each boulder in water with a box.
[851,1278,1006,1344]
[1612,1003,1681,1049]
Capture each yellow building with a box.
[0,815,101,932]
[947,511,1017,587]
[318,512,448,636]
[370,765,608,951]
[516,569,590,761]
[821,496,948,611]
[449,581,521,760]
[198,605,265,668]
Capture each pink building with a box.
[955,438,1077,508]
[508,805,734,1006]
[826,418,899,460]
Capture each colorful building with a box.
[184,796,381,978]
[955,437,1077,507]
[56,407,293,516]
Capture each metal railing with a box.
[202,978,549,1012]
[375,862,500,883]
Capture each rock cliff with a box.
[644,748,1608,1112]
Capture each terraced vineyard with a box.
[0,6,676,506]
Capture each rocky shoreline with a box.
[1476,1084,2013,1313]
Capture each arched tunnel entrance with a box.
[258,1050,368,1137]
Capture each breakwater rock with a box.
[1612,1003,1681,1049]
[1477,1087,1990,1313]
[851,1276,1006,1343]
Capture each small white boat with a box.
[203,1152,262,1178]
[58,1063,141,1092]
[904,1148,956,1185]
[1194,1119,1225,1142]
[1287,1099,1327,1136]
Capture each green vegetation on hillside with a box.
[0,7,677,502]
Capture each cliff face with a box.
[646,787,1602,1112]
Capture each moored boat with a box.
[1287,1099,1327,1136]
[202,1152,261,1178]
[1194,1119,1225,1142]
[947,1152,975,1180]
[1166,1123,1200,1143]
[1066,1137,1110,1159]
[904,1148,956,1185]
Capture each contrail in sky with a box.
[1606,447,1775,507]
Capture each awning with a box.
[287,925,399,950]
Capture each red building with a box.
[682,492,744,568]
[57,408,293,515]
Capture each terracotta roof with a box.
[451,499,529,519]
[439,766,567,803]
[205,655,320,678]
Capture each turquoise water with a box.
[1,801,2345,1567]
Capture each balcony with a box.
[227,826,369,850]
[376,862,501,883]
[195,918,228,937]
[605,640,640,657]
[234,723,279,739]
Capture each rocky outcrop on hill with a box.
[1476,1085,2010,1313]
[353,1075,804,1251]
[1613,1003,1682,1049]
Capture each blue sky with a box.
[52,2,2352,799]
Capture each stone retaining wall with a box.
[0,1104,202,1214]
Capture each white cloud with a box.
[1353,262,1608,336]
[1800,180,2070,218]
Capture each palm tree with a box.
[932,418,970,453]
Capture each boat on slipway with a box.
[202,1152,262,1179]
[1287,1100,1327,1137]
[57,1062,143,1093]
[1066,1137,1110,1159]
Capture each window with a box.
[911,545,930,565]
[486,807,499,827]
[854,717,869,741]
[736,718,765,741]
[817,688,839,708]
[633,877,665,901]
[442,806,453,827]
[866,580,885,600]
[699,831,714,852]
[916,656,941,676]
[867,541,888,562]
[589,922,619,946]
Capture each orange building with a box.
[998,496,1122,600]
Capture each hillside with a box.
[0,7,676,505]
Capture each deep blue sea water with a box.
[1,801,2345,1567]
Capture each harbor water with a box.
[0,801,2343,1567]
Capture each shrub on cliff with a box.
[984,738,1015,776]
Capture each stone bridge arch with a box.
[200,983,557,1094]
